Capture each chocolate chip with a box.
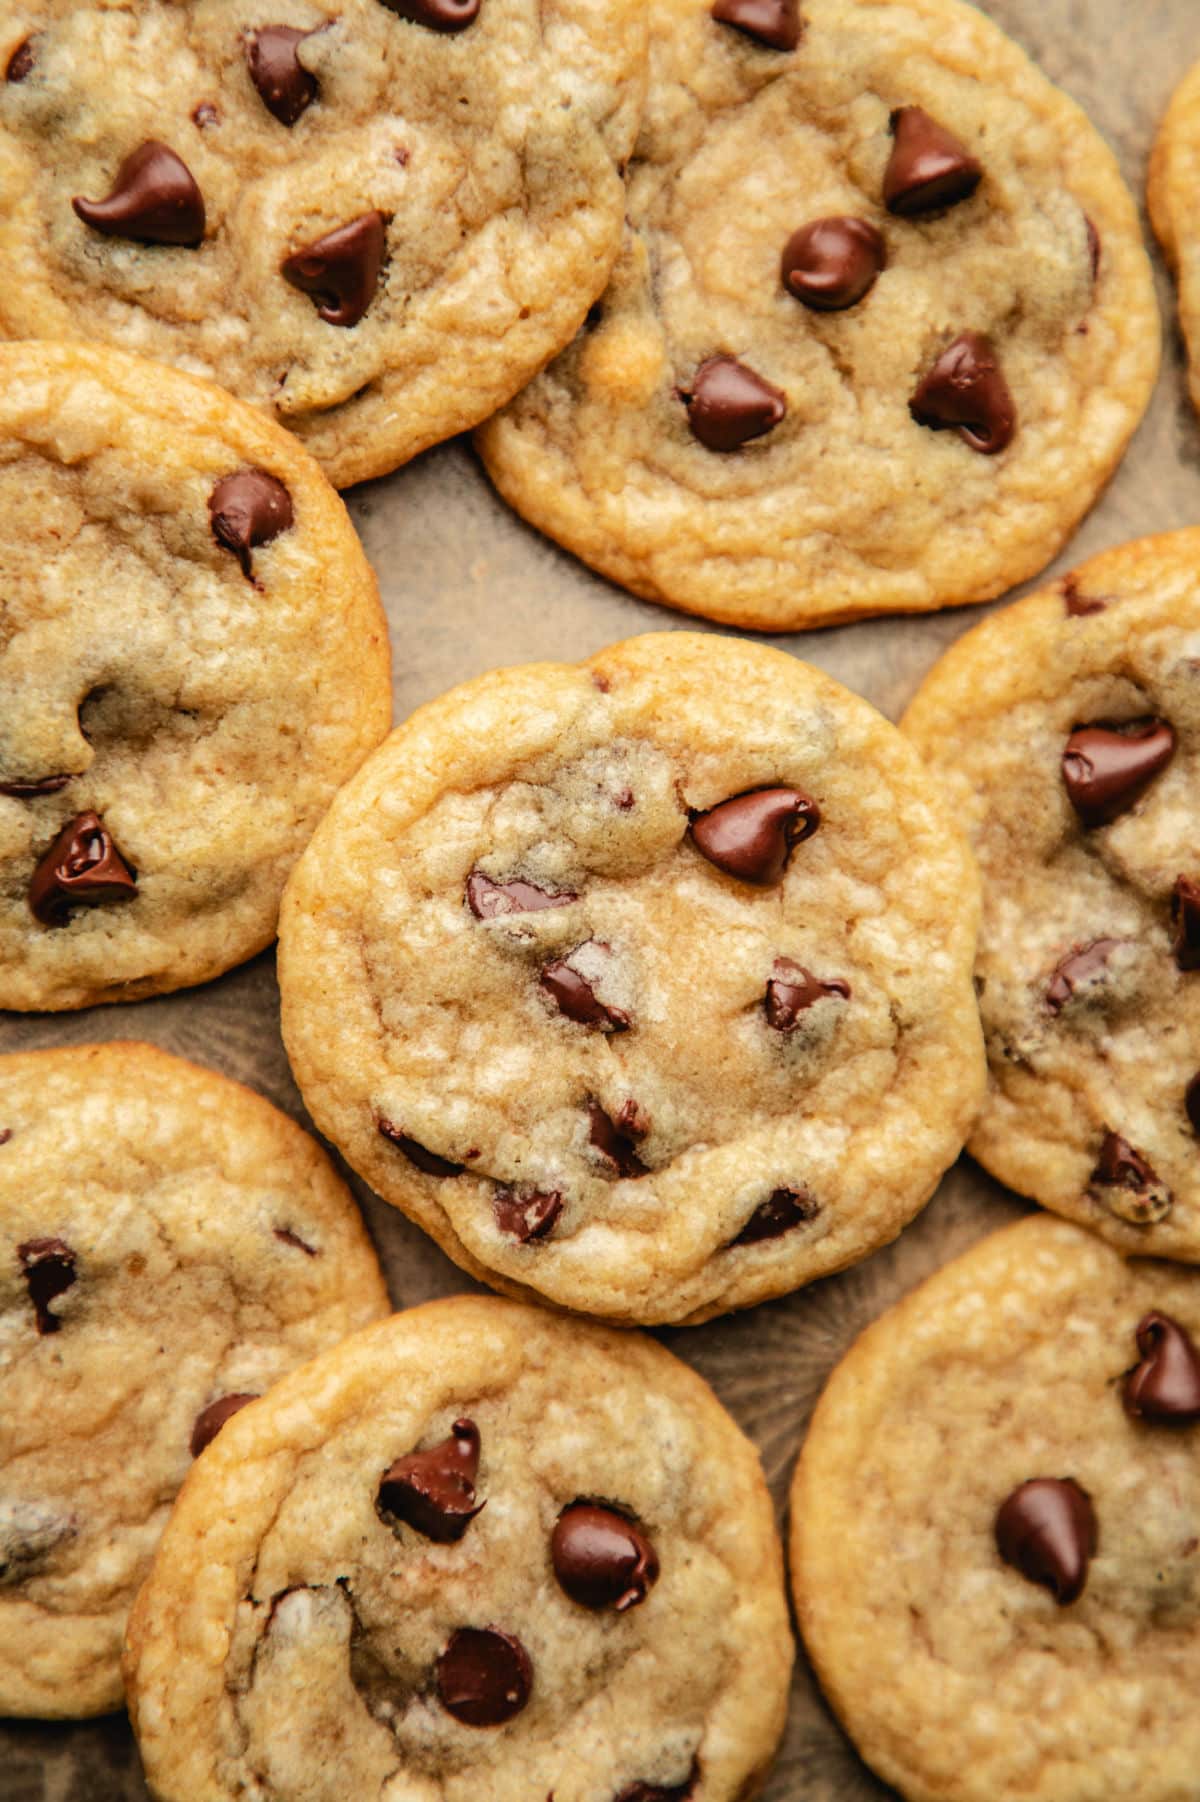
[208,468,294,578]
[1085,216,1101,283]
[28,812,137,927]
[1188,1073,1200,1137]
[1062,575,1106,618]
[1062,721,1176,827]
[910,332,1015,454]
[377,1117,464,1177]
[588,1101,648,1179]
[781,217,886,311]
[190,1393,258,1457]
[274,1226,318,1256]
[378,1419,483,1541]
[380,0,481,30]
[1089,1131,1172,1225]
[731,1186,819,1246]
[192,101,220,127]
[1172,877,1200,971]
[436,1626,532,1726]
[541,945,630,1031]
[0,775,71,798]
[883,107,982,216]
[1045,938,1122,1013]
[685,357,786,451]
[690,787,819,885]
[614,1766,700,1802]
[0,1501,75,1586]
[282,210,386,327]
[493,1188,563,1242]
[765,957,850,1029]
[246,26,319,126]
[17,1238,77,1336]
[1123,1313,1200,1427]
[551,1502,659,1612]
[0,1130,10,1147]
[710,0,801,50]
[466,870,577,919]
[5,37,35,81]
[73,141,206,246]
[994,1478,1097,1604]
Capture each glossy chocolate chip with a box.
[208,468,294,578]
[282,210,386,326]
[28,813,136,927]
[1062,720,1176,827]
[765,957,850,1029]
[493,1187,563,1242]
[0,1501,75,1586]
[0,775,70,798]
[910,332,1015,454]
[380,0,481,30]
[466,870,577,919]
[711,0,801,51]
[685,357,786,451]
[190,1393,258,1457]
[1045,938,1121,1013]
[588,1101,648,1179]
[883,107,981,215]
[1090,1131,1172,1224]
[18,1238,77,1336]
[1123,1313,1200,1427]
[274,1226,318,1255]
[541,945,630,1031]
[436,1626,532,1726]
[731,1186,819,1246]
[691,787,819,885]
[377,1117,464,1177]
[5,37,35,80]
[995,1478,1096,1604]
[552,1502,659,1612]
[615,1766,700,1802]
[246,26,319,125]
[1172,876,1200,971]
[73,141,205,246]
[1062,576,1106,618]
[781,217,886,311]
[1188,1073,1200,1137]
[378,1419,483,1541]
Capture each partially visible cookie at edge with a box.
[1149,57,1200,424]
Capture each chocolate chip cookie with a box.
[902,536,1200,1259]
[124,1294,793,1800]
[0,341,390,1012]
[792,1215,1200,1802]
[277,632,985,1326]
[0,1041,389,1718]
[1150,60,1200,429]
[0,0,646,487]
[477,0,1159,631]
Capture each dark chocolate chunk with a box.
[1062,721,1176,827]
[883,107,982,215]
[246,26,319,125]
[436,1626,532,1726]
[380,0,481,30]
[685,356,786,451]
[765,957,850,1029]
[781,217,886,311]
[28,813,136,927]
[18,1238,77,1336]
[282,210,386,327]
[1045,938,1121,1013]
[378,1419,483,1541]
[493,1187,563,1242]
[1062,575,1106,618]
[910,332,1015,454]
[541,945,630,1031]
[208,468,294,578]
[377,1117,464,1177]
[994,1477,1097,1604]
[731,1186,819,1246]
[5,37,35,81]
[588,1101,648,1179]
[615,1766,700,1802]
[466,870,577,919]
[0,1130,10,1147]
[710,0,801,51]
[190,1393,258,1457]
[1089,1131,1172,1224]
[1172,876,1200,971]
[0,775,71,798]
[73,141,205,246]
[551,1502,659,1612]
[691,787,819,885]
[1123,1312,1200,1427]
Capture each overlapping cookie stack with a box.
[1,3,1198,1800]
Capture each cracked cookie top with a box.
[903,534,1200,1259]
[0,1041,389,1718]
[124,1295,793,1802]
[278,632,985,1325]
[478,0,1159,630]
[0,0,646,486]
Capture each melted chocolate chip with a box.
[493,1187,563,1242]
[588,1101,648,1178]
[1062,575,1106,618]
[731,1186,819,1246]
[883,107,982,215]
[190,1393,258,1457]
[208,468,294,578]
[1123,1313,1200,1427]
[436,1626,532,1726]
[73,141,206,246]
[274,1226,318,1256]
[1172,877,1200,971]
[765,957,850,1029]
[1045,938,1121,1013]
[18,1238,77,1335]
[282,210,386,327]
[380,0,481,29]
[685,356,786,451]
[1062,720,1176,827]
[377,1117,464,1177]
[466,870,577,918]
[5,37,35,81]
[552,1502,659,1612]
[378,1419,483,1541]
[781,217,886,311]
[246,26,319,125]
[0,774,70,798]
[691,787,820,885]
[1090,1131,1172,1224]
[710,0,801,51]
[995,1478,1097,1604]
[541,945,630,1031]
[615,1766,700,1802]
[28,812,137,927]
[910,332,1015,454]
[1188,1073,1200,1137]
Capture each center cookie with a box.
[277,633,985,1326]
[477,0,1159,631]
[0,0,646,486]
[124,1296,794,1802]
